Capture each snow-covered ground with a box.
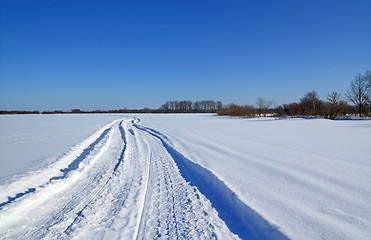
[0,114,122,183]
[0,114,370,239]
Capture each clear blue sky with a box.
[1,0,370,111]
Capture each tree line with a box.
[0,110,41,115]
[41,109,156,114]
[0,100,223,115]
[218,70,371,119]
[1,71,369,118]
[159,100,222,113]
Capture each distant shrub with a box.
[218,104,256,117]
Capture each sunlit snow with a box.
[0,114,370,239]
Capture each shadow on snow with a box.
[0,188,36,209]
[49,127,111,182]
[134,123,289,240]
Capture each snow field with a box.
[136,114,371,240]
[0,114,123,183]
[0,114,370,239]
[0,117,240,239]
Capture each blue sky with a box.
[1,0,370,111]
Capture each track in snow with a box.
[0,118,287,240]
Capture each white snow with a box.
[137,114,371,240]
[0,114,370,239]
[0,114,122,183]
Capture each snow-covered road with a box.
[1,117,283,239]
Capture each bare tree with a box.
[365,70,371,107]
[326,91,341,105]
[300,90,322,115]
[283,103,302,116]
[346,72,369,117]
[192,101,200,112]
[256,98,273,117]
[159,102,170,112]
[325,92,346,119]
[217,101,223,112]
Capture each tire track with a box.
[62,119,152,239]
[0,125,113,210]
[0,120,121,239]
[63,121,128,235]
[133,122,238,239]
[134,133,152,240]
[1,117,280,240]
[134,122,289,240]
[20,122,119,239]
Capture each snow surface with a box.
[0,114,370,239]
[0,114,122,183]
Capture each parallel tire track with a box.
[133,123,238,239]
[1,118,250,239]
